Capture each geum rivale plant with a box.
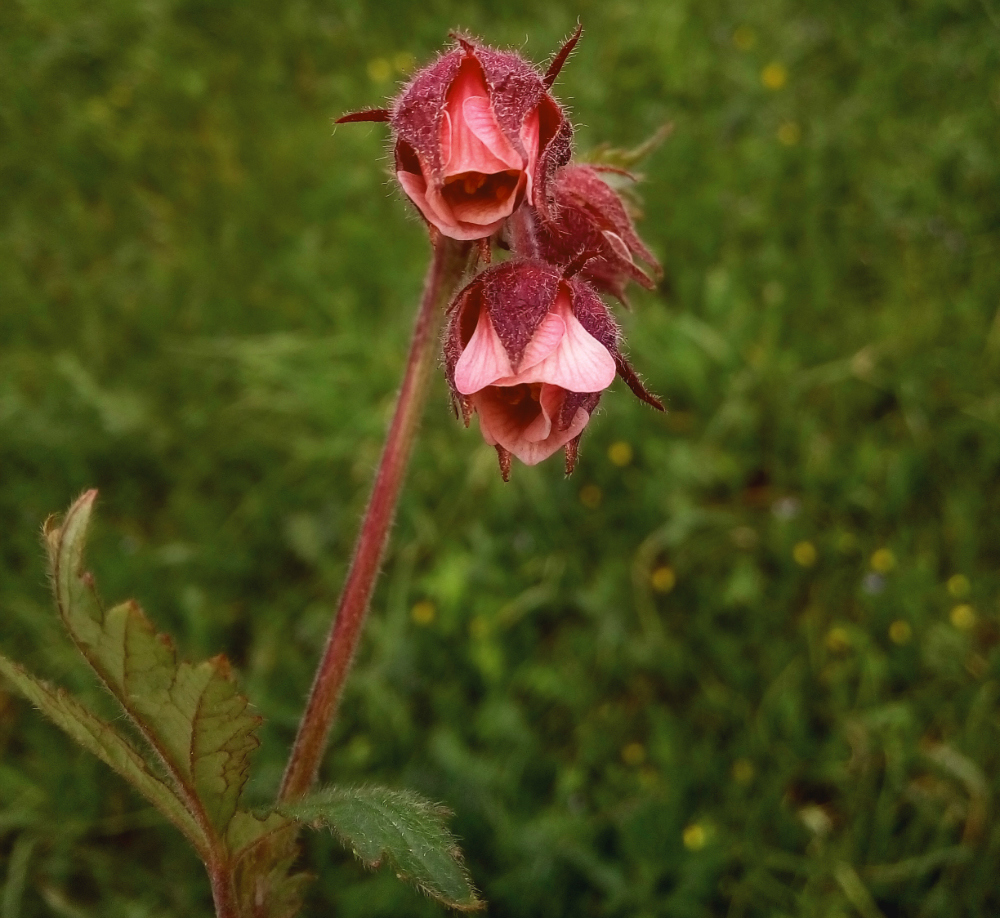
[0,26,665,916]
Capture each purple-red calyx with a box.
[338,26,665,478]
[536,164,663,302]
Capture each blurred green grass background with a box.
[2,0,1000,914]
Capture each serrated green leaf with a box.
[45,491,260,837]
[279,786,483,911]
[0,652,207,855]
[582,123,673,171]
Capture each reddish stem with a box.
[507,206,540,260]
[278,239,470,802]
[208,858,239,918]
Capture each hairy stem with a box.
[279,238,471,802]
[209,859,239,918]
[507,205,540,260]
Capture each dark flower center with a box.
[442,170,520,210]
[493,383,544,427]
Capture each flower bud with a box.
[443,261,662,478]
[536,164,662,301]
[339,34,574,241]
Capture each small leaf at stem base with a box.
[279,785,483,911]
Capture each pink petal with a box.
[439,110,453,171]
[473,389,508,447]
[444,119,512,177]
[496,311,564,384]
[519,107,541,204]
[396,169,429,208]
[448,59,490,108]
[460,96,523,170]
[519,310,565,373]
[473,384,590,466]
[509,291,616,392]
[441,62,520,176]
[454,308,514,394]
[402,170,510,240]
[477,410,499,446]
[397,170,458,234]
[522,397,553,442]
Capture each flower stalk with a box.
[278,238,471,803]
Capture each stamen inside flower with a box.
[473,381,590,465]
[497,382,542,410]
[453,172,489,196]
[491,383,555,443]
[441,170,522,223]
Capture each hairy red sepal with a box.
[544,22,583,88]
[336,108,391,124]
[536,164,662,301]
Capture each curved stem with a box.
[279,238,471,803]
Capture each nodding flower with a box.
[338,31,577,241]
[443,260,662,478]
